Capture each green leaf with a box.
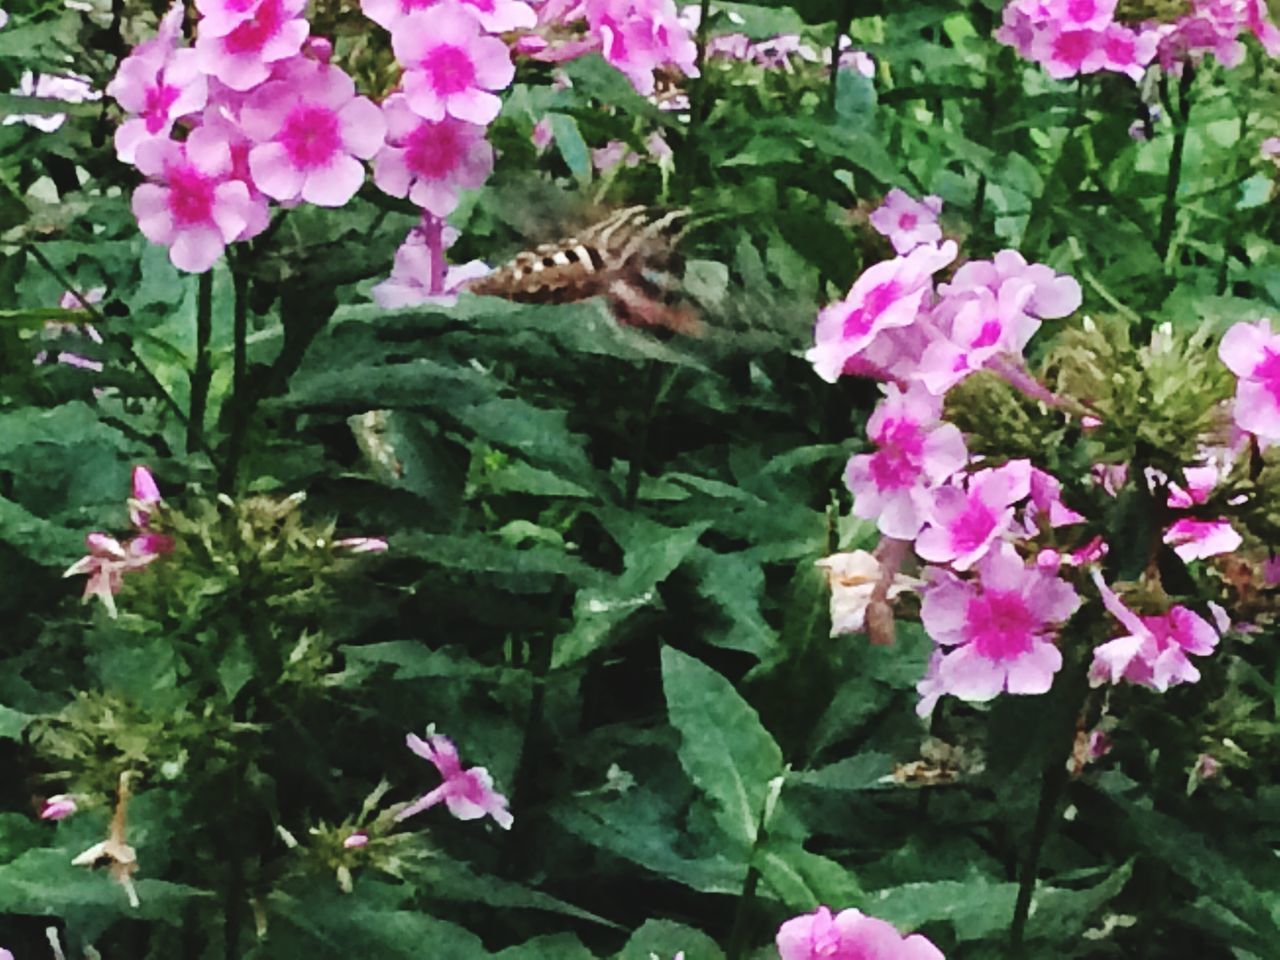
[495,934,596,959]
[0,703,33,741]
[548,113,593,186]
[869,876,1018,941]
[757,842,862,910]
[615,920,724,960]
[661,647,784,847]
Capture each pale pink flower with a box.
[815,549,922,636]
[1219,318,1280,444]
[192,103,273,241]
[1088,569,1219,691]
[342,830,370,848]
[40,794,78,821]
[587,0,698,96]
[4,71,100,132]
[363,0,536,32]
[776,906,943,960]
[396,731,513,829]
[374,95,492,217]
[844,383,968,540]
[531,117,554,150]
[1260,136,1280,159]
[1163,518,1242,562]
[241,62,385,207]
[592,138,640,172]
[129,465,163,528]
[372,219,489,308]
[194,0,311,92]
[63,532,170,618]
[869,189,943,255]
[393,7,515,126]
[1024,466,1084,531]
[333,537,389,554]
[915,650,946,717]
[132,128,256,273]
[921,543,1080,702]
[806,240,957,383]
[196,0,270,38]
[0,10,7,29]
[916,460,1032,571]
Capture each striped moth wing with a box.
[464,206,703,335]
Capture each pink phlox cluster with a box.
[5,70,100,132]
[1161,461,1242,562]
[844,384,968,540]
[375,96,492,215]
[397,730,513,829]
[1220,318,1280,446]
[776,905,944,960]
[588,0,698,96]
[1145,0,1280,73]
[1088,570,1220,691]
[194,0,311,91]
[363,0,536,34]
[392,6,515,125]
[920,543,1081,705]
[372,217,489,308]
[870,188,943,255]
[107,2,208,163]
[916,459,1032,571]
[996,0,1156,80]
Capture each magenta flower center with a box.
[972,319,1002,348]
[897,211,918,231]
[843,280,900,339]
[404,122,466,179]
[225,0,283,55]
[427,45,478,95]
[1253,347,1280,404]
[966,590,1037,661]
[867,417,924,491]
[164,163,216,226]
[279,105,343,169]
[143,81,181,133]
[1051,29,1094,67]
[949,496,998,554]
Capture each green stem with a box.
[1156,68,1195,268]
[827,0,855,112]
[188,271,214,455]
[624,364,676,507]
[726,788,776,960]
[679,0,715,196]
[219,267,251,492]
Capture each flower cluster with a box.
[777,905,944,960]
[813,190,1240,714]
[997,0,1280,80]
[63,466,174,618]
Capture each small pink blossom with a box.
[1262,136,1280,159]
[343,830,370,848]
[921,543,1080,702]
[333,537,389,554]
[916,460,1032,571]
[776,906,943,960]
[869,189,943,255]
[592,138,640,172]
[241,62,385,207]
[393,7,515,126]
[129,465,163,528]
[194,0,311,92]
[133,129,256,272]
[1219,318,1280,444]
[40,794,78,821]
[63,532,168,618]
[844,383,968,539]
[587,0,699,96]
[396,731,513,829]
[1025,466,1084,531]
[1163,518,1242,562]
[372,218,489,308]
[374,95,492,217]
[531,117,554,150]
[1088,570,1219,692]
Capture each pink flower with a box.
[4,71,100,132]
[776,906,943,960]
[194,0,310,92]
[1088,570,1219,691]
[40,794,78,821]
[333,537,389,554]
[531,117,554,150]
[241,62,385,206]
[396,731,513,829]
[844,384,968,540]
[587,0,699,96]
[1162,518,1242,562]
[592,138,641,172]
[62,532,169,618]
[392,7,515,126]
[869,189,943,255]
[815,549,922,636]
[129,465,163,528]
[374,95,492,217]
[343,830,370,848]
[107,4,207,164]
[192,102,273,241]
[363,0,536,32]
[921,543,1080,702]
[1024,466,1084,531]
[1219,318,1280,444]
[132,128,257,272]
[806,240,957,383]
[1260,135,1280,158]
[916,460,1032,571]
[372,218,489,308]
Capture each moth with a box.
[464,205,703,335]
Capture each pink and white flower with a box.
[916,459,1032,571]
[921,543,1080,702]
[63,531,171,618]
[40,794,79,821]
[194,0,311,92]
[1219,318,1280,445]
[869,189,943,255]
[129,465,164,529]
[374,95,492,216]
[396,730,513,829]
[392,7,515,126]
[776,905,943,960]
[4,71,100,132]
[371,218,489,308]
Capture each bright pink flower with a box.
[392,7,515,126]
[844,384,968,540]
[1024,466,1084,531]
[363,0,536,32]
[132,128,256,273]
[192,103,273,241]
[40,794,78,821]
[372,218,489,308]
[374,95,492,216]
[1163,518,1242,562]
[194,0,310,92]
[1087,23,1157,80]
[1219,319,1280,444]
[1044,0,1116,29]
[806,240,957,384]
[129,465,163,528]
[776,906,943,960]
[916,460,1032,571]
[63,532,168,618]
[241,62,385,207]
[396,731,513,829]
[870,189,943,255]
[587,0,698,95]
[921,543,1080,702]
[1088,570,1219,691]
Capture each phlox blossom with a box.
[815,549,922,636]
[776,905,943,960]
[129,465,163,528]
[1163,518,1242,562]
[132,128,257,272]
[63,531,171,618]
[343,831,369,848]
[1219,318,1280,444]
[371,219,489,308]
[587,0,699,96]
[40,794,78,821]
[374,95,492,216]
[397,730,513,829]
[916,460,1032,571]
[869,188,943,255]
[1088,570,1219,691]
[194,0,310,91]
[363,0,536,33]
[844,383,968,540]
[921,543,1080,702]
[392,7,515,126]
[1024,466,1084,531]
[241,62,385,207]
[806,240,957,384]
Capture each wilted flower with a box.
[815,549,922,636]
[397,730,513,829]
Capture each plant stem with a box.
[726,787,776,960]
[1008,751,1066,950]
[679,0,714,195]
[188,271,214,454]
[624,364,675,507]
[1156,67,1195,267]
[827,0,855,112]
[219,266,250,492]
